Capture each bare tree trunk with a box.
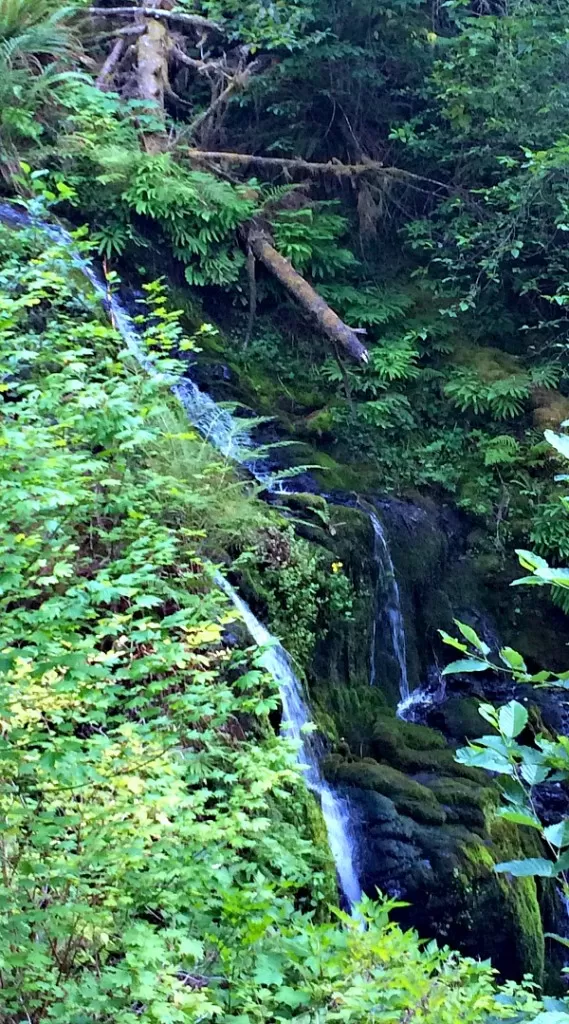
[249,232,368,363]
[136,15,167,150]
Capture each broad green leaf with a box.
[478,703,498,728]
[498,701,528,739]
[495,858,555,877]
[499,647,527,673]
[497,808,541,829]
[520,762,550,786]
[516,549,549,572]
[442,658,489,676]
[543,820,569,849]
[438,629,467,653]
[454,619,491,654]
[544,934,569,951]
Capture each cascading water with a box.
[368,510,409,701]
[0,202,271,482]
[397,664,446,722]
[215,573,362,908]
[0,204,361,907]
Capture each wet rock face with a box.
[323,711,546,984]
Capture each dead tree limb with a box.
[171,47,223,75]
[96,36,126,88]
[187,150,385,178]
[249,231,368,364]
[188,79,239,135]
[185,149,449,189]
[88,8,223,35]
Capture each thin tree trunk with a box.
[137,15,167,149]
[249,232,368,363]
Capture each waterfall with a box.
[1,204,361,908]
[368,510,409,701]
[215,573,362,908]
[397,665,446,722]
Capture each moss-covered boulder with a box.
[321,703,545,984]
[326,757,447,826]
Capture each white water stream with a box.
[215,573,362,907]
[369,510,409,701]
[0,204,361,908]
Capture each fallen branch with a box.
[96,36,126,89]
[171,47,222,75]
[88,7,223,35]
[187,149,385,178]
[188,79,239,136]
[185,149,449,189]
[249,231,368,364]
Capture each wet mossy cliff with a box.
[240,491,566,987]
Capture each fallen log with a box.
[249,231,368,364]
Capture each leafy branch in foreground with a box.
[442,427,569,973]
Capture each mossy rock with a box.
[420,775,497,830]
[532,386,569,430]
[325,757,446,826]
[451,343,521,381]
[367,712,484,781]
[277,492,329,515]
[430,696,489,743]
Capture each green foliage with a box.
[0,225,327,1022]
[440,433,569,976]
[443,366,559,421]
[0,215,552,1024]
[245,527,355,666]
[0,0,81,157]
[272,203,357,278]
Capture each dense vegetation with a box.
[6,0,569,1019]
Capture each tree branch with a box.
[88,7,223,35]
[96,36,126,89]
[185,148,449,188]
[187,63,260,137]
[172,46,224,76]
[249,231,368,364]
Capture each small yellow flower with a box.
[331,561,343,574]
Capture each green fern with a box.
[320,283,415,327]
[482,434,521,466]
[355,393,414,429]
[272,203,356,279]
[368,335,421,381]
[444,368,531,419]
[529,362,563,389]
[444,370,490,415]
[487,375,530,419]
